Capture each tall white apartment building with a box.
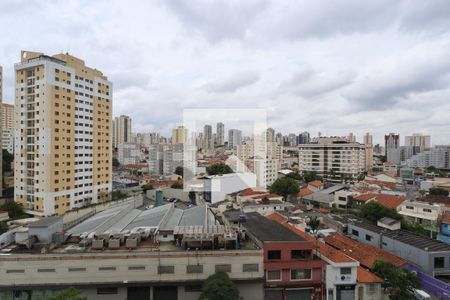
[117,143,140,165]
[228,129,242,150]
[112,115,132,148]
[405,133,431,151]
[298,137,366,179]
[237,140,282,187]
[14,51,112,216]
[216,122,225,146]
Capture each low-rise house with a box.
[302,185,347,208]
[352,193,405,210]
[203,173,257,204]
[398,200,441,226]
[334,190,357,209]
[308,180,324,191]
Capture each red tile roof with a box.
[308,180,323,188]
[357,266,383,283]
[266,213,355,263]
[324,234,406,268]
[252,194,282,199]
[298,188,314,197]
[238,188,267,197]
[441,214,450,224]
[354,193,405,209]
[363,179,397,190]
[354,194,377,202]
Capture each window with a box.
[291,249,311,259]
[97,288,118,295]
[243,264,259,272]
[158,265,174,274]
[365,234,372,241]
[187,265,203,274]
[6,269,24,274]
[406,206,414,210]
[268,250,281,260]
[423,208,432,213]
[351,229,359,237]
[434,257,445,269]
[98,266,116,271]
[267,270,281,281]
[37,268,55,273]
[368,283,376,293]
[290,268,312,280]
[68,267,86,272]
[215,264,231,273]
[340,267,352,275]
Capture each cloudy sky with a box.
[1,0,450,145]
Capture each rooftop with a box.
[357,266,383,283]
[243,212,306,242]
[28,216,62,228]
[350,221,450,252]
[325,234,406,268]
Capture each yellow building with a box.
[171,125,187,144]
[14,51,112,216]
[0,103,14,129]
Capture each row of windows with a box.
[266,268,312,281]
[4,263,259,275]
[267,249,311,260]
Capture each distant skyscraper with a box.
[266,128,275,143]
[0,103,14,130]
[363,133,373,170]
[298,131,310,144]
[288,133,297,146]
[405,133,431,151]
[216,122,225,146]
[203,124,213,150]
[172,126,187,144]
[385,133,400,164]
[14,51,112,216]
[228,129,242,149]
[113,115,132,148]
[275,132,283,146]
[347,132,356,142]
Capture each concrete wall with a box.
[147,188,190,203]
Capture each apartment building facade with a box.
[117,143,141,165]
[298,137,366,180]
[112,114,132,148]
[148,143,183,175]
[14,51,112,216]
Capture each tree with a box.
[171,182,183,189]
[0,201,24,219]
[373,260,420,300]
[429,187,449,196]
[261,196,270,204]
[175,166,184,177]
[188,191,196,204]
[206,163,234,176]
[112,157,120,167]
[199,272,239,300]
[2,149,13,173]
[0,222,8,234]
[50,287,87,300]
[359,201,402,224]
[307,216,320,234]
[269,177,300,199]
[302,171,322,183]
[142,185,154,192]
[285,172,303,180]
[357,171,367,182]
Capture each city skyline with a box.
[1,1,450,145]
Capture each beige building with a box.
[171,125,187,144]
[405,133,431,151]
[0,103,14,129]
[112,115,132,148]
[298,137,366,180]
[14,51,112,216]
[363,132,374,170]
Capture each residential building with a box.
[14,51,112,216]
[2,128,13,154]
[334,190,357,209]
[288,133,298,146]
[216,122,224,146]
[117,143,141,165]
[405,133,431,151]
[228,129,242,149]
[113,115,132,148]
[0,103,14,129]
[385,133,400,165]
[438,214,450,245]
[203,172,256,204]
[298,137,366,180]
[363,133,373,170]
[243,212,326,300]
[399,145,420,162]
[237,140,282,187]
[404,145,450,169]
[298,131,311,144]
[203,124,213,151]
[148,144,183,175]
[171,125,187,144]
[266,127,275,143]
[276,132,283,146]
[347,132,356,143]
[398,199,441,226]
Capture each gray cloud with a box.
[203,71,260,93]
